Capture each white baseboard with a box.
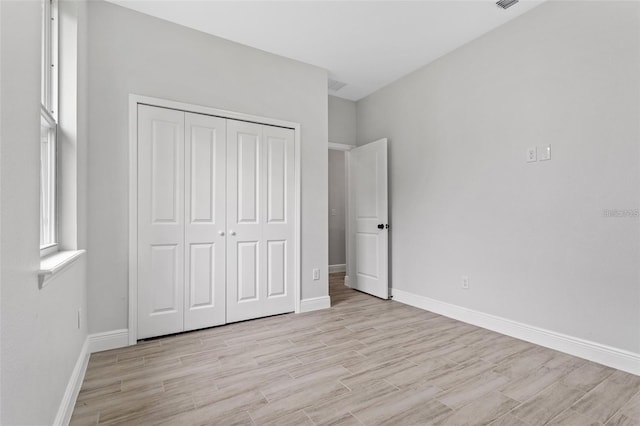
[392,288,640,376]
[54,329,130,425]
[329,264,346,273]
[54,338,89,426]
[300,296,331,313]
[344,275,351,288]
[88,328,129,353]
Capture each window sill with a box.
[40,243,59,258]
[38,250,85,289]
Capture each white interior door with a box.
[184,112,227,331]
[349,138,389,299]
[138,105,185,339]
[226,120,295,322]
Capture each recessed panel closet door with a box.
[226,121,295,322]
[260,125,295,315]
[138,105,185,339]
[184,113,227,331]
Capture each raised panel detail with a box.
[238,132,258,223]
[356,233,378,279]
[355,150,378,220]
[151,120,179,223]
[190,243,215,308]
[267,136,286,223]
[238,242,258,302]
[151,244,178,313]
[190,126,216,223]
[267,240,286,297]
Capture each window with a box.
[41,0,58,255]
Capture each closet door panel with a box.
[184,113,227,331]
[189,243,215,305]
[227,121,295,323]
[267,240,286,297]
[262,126,295,310]
[237,241,259,301]
[226,120,263,322]
[237,132,259,223]
[266,136,286,223]
[138,105,185,339]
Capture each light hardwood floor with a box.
[71,273,640,425]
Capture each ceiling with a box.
[106,0,545,101]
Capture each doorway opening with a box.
[328,139,390,302]
[328,145,351,300]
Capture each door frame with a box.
[128,94,302,345]
[328,142,355,287]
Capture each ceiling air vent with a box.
[328,79,347,92]
[496,0,518,9]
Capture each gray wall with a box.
[86,1,329,333]
[0,2,89,424]
[328,150,346,266]
[328,95,357,144]
[357,1,640,353]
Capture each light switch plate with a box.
[540,144,551,161]
[527,147,537,163]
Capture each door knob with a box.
[230,230,236,236]
[218,231,225,236]
[377,224,384,229]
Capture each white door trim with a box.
[328,142,353,285]
[328,141,355,151]
[128,94,302,345]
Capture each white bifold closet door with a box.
[138,105,227,339]
[184,112,227,331]
[226,120,295,323]
[137,104,295,339]
[138,105,186,338]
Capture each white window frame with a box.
[40,0,58,257]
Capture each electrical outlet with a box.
[313,269,320,280]
[461,275,469,289]
[527,147,537,163]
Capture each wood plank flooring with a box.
[71,273,640,425]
